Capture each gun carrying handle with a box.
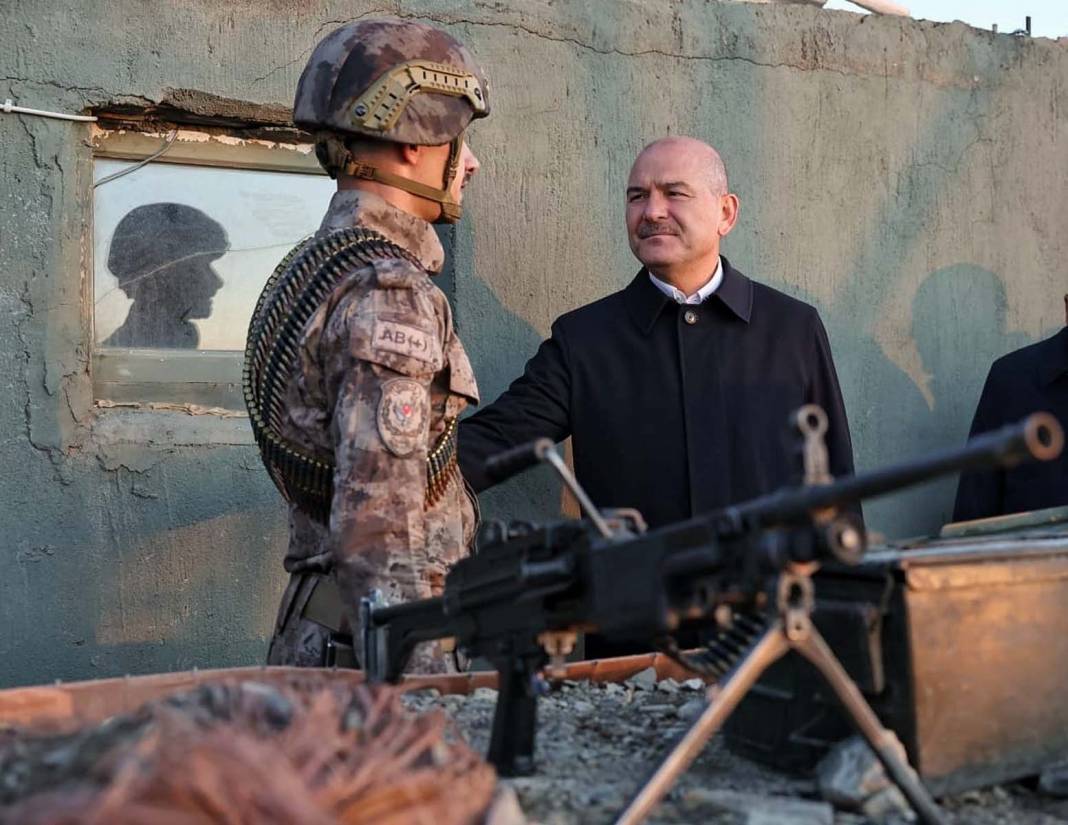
[484,439,615,538]
[794,404,832,486]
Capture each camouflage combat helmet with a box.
[294,18,490,223]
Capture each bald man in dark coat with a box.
[459,138,856,656]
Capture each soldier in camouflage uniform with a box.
[254,19,489,671]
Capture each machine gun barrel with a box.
[723,412,1062,531]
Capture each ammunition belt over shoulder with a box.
[244,229,423,522]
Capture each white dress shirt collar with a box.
[648,257,724,305]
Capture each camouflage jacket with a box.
[280,189,479,621]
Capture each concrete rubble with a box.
[680,789,834,824]
[1039,761,1068,799]
[404,679,1068,825]
[817,734,914,822]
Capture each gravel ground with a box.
[404,675,1068,825]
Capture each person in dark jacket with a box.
[459,137,857,655]
[953,296,1068,522]
[460,136,856,519]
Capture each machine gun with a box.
[363,408,1063,825]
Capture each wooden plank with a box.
[0,654,706,733]
[940,505,1068,539]
[93,130,324,175]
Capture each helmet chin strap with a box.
[342,133,465,224]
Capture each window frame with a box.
[90,125,327,411]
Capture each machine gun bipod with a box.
[616,568,945,825]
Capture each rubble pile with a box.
[405,671,1068,825]
[0,677,497,825]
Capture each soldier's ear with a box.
[399,143,423,168]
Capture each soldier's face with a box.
[408,139,480,216]
[625,144,734,276]
[449,139,481,204]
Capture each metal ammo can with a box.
[725,506,1068,795]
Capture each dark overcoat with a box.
[953,326,1068,522]
[460,258,857,530]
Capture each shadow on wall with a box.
[726,45,1021,540]
[444,219,563,523]
[89,500,287,677]
[459,270,563,523]
[103,203,228,349]
[848,265,1029,538]
[0,454,289,688]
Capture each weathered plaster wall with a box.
[1,0,1065,686]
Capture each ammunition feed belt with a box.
[656,612,768,680]
[243,228,421,522]
[426,417,459,508]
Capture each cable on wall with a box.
[93,130,179,188]
[2,98,98,122]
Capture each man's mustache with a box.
[637,222,679,238]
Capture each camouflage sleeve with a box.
[321,265,445,616]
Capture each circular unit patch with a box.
[377,378,429,457]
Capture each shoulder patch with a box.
[377,378,429,457]
[373,319,437,365]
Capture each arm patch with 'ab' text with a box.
[373,319,436,365]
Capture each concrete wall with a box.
[1,0,1065,686]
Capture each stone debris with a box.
[817,734,914,822]
[404,678,1068,825]
[1039,760,1068,798]
[682,789,834,825]
[677,698,706,721]
[625,667,658,691]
